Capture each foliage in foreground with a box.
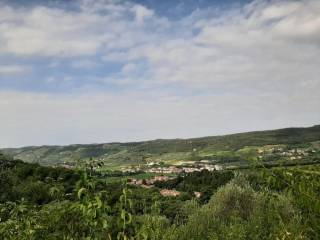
[0,155,319,239]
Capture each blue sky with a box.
[0,0,250,94]
[0,0,319,147]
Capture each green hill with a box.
[2,125,320,167]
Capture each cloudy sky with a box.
[0,0,319,147]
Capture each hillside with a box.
[2,150,319,239]
[2,125,320,167]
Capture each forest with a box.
[0,152,319,240]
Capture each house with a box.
[154,175,169,181]
[141,184,154,189]
[160,189,181,197]
[194,191,201,198]
[60,164,74,169]
[213,164,223,170]
[128,178,143,186]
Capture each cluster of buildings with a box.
[160,189,181,197]
[128,175,173,187]
[58,163,75,169]
[120,160,224,174]
[257,146,316,160]
[159,189,202,198]
[146,164,222,174]
[128,174,203,198]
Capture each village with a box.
[123,161,224,197]
[127,174,202,198]
[125,145,319,197]
[257,145,317,161]
[56,145,319,199]
[121,160,223,174]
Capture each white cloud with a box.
[122,62,135,72]
[0,6,101,56]
[70,59,99,69]
[0,89,318,148]
[131,5,154,24]
[0,1,166,58]
[0,0,319,147]
[0,65,31,75]
[106,0,320,95]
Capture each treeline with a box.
[0,156,80,204]
[0,153,319,239]
[3,125,320,166]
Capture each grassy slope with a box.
[2,125,320,166]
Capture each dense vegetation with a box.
[1,152,319,239]
[2,125,320,167]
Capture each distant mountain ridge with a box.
[2,125,320,167]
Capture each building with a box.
[194,191,201,198]
[154,175,169,181]
[160,189,181,197]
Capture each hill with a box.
[1,125,320,168]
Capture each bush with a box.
[167,175,304,240]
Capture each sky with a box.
[0,0,319,147]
